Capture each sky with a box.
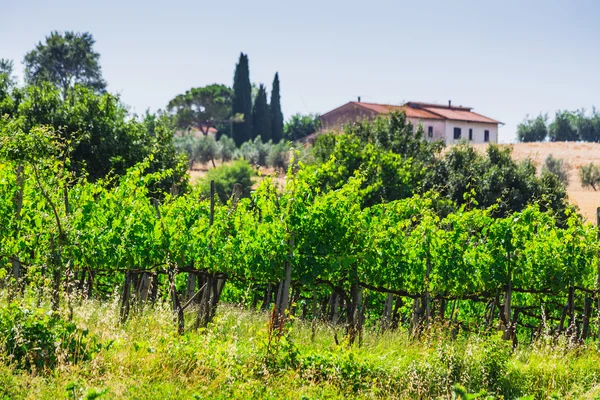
[1,0,599,143]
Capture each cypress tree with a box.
[232,53,252,146]
[270,72,284,143]
[252,84,271,142]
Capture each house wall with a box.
[407,118,446,142]
[444,121,498,144]
[320,103,379,131]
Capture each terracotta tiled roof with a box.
[322,101,501,125]
[419,107,500,124]
[349,102,445,120]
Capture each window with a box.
[453,127,461,140]
[484,130,490,142]
[469,128,473,141]
[428,126,433,138]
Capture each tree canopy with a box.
[166,84,233,134]
[24,31,106,94]
[284,113,321,141]
[517,114,548,142]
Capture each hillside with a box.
[472,142,600,224]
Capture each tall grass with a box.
[2,293,600,399]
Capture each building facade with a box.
[319,101,501,144]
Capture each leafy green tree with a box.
[24,31,106,94]
[0,59,16,86]
[580,163,600,191]
[3,82,185,189]
[549,110,577,141]
[232,53,252,146]
[573,109,599,142]
[284,113,321,141]
[517,114,547,142]
[252,84,271,142]
[424,144,567,217]
[166,84,232,135]
[542,154,569,186]
[270,73,284,143]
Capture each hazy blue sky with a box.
[2,0,599,142]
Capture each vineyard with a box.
[2,121,600,397]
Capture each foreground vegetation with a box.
[3,293,600,399]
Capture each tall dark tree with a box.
[232,53,252,146]
[270,72,284,143]
[252,84,271,142]
[24,31,106,94]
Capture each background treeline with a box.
[517,109,600,142]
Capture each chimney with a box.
[357,96,361,102]
[448,100,451,107]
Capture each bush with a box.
[194,135,218,167]
[579,163,600,191]
[217,135,236,163]
[542,154,570,186]
[266,141,291,170]
[0,303,99,371]
[239,137,269,166]
[200,160,254,203]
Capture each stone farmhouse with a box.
[319,100,502,144]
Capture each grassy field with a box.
[3,294,600,399]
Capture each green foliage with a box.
[266,141,291,170]
[194,135,218,167]
[0,303,99,371]
[166,84,233,134]
[239,137,269,166]
[232,53,252,146]
[217,135,236,163]
[425,144,567,217]
[579,162,600,191]
[251,84,271,142]
[199,160,254,203]
[270,73,284,143]
[548,110,577,141]
[517,114,548,142]
[24,31,106,93]
[284,113,321,141]
[0,82,186,190]
[542,154,569,186]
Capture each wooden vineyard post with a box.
[11,165,24,280]
[597,207,600,350]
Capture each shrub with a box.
[266,141,290,170]
[240,137,269,166]
[0,303,99,371]
[217,135,236,163]
[542,154,570,186]
[194,135,218,167]
[200,159,253,203]
[579,163,600,191]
